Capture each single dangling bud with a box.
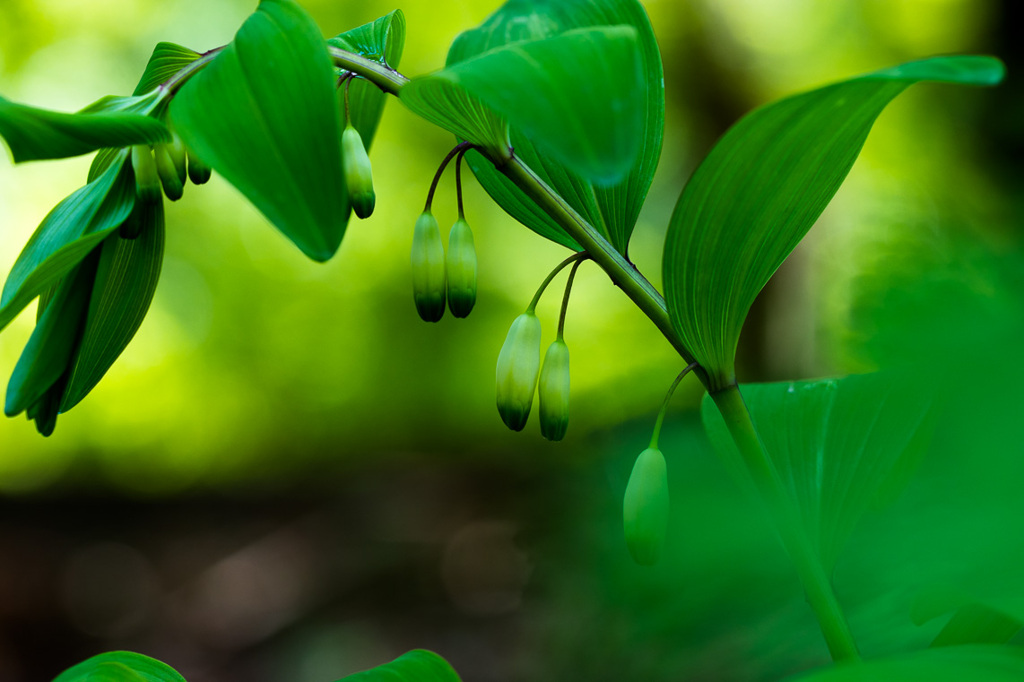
[187,146,212,185]
[154,143,184,201]
[495,311,541,431]
[538,338,570,441]
[623,447,670,566]
[411,211,446,322]
[446,217,477,318]
[131,145,161,205]
[342,125,375,219]
[165,129,188,185]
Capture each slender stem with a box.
[424,142,473,212]
[455,148,469,219]
[712,385,860,662]
[328,47,409,93]
[649,362,699,449]
[527,253,587,313]
[161,47,224,95]
[556,258,584,340]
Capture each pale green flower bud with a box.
[165,129,188,184]
[411,211,446,322]
[187,147,212,185]
[538,338,570,441]
[342,125,375,219]
[154,143,184,201]
[131,145,161,205]
[446,218,477,318]
[623,447,670,566]
[495,312,541,431]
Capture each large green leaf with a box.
[0,151,135,332]
[53,651,187,682]
[702,373,935,570]
[329,9,406,150]
[786,645,1024,682]
[0,93,168,163]
[663,56,1004,392]
[169,0,349,262]
[337,650,462,682]
[132,42,202,95]
[444,0,664,253]
[61,203,165,411]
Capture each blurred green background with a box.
[0,0,1021,681]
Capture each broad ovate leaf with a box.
[338,649,462,682]
[53,651,187,682]
[329,9,406,149]
[664,56,1004,392]
[170,0,349,262]
[0,93,168,163]
[446,0,664,253]
[702,373,935,570]
[0,151,135,332]
[785,645,1024,682]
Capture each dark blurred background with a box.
[0,0,1022,680]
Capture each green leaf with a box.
[329,10,406,149]
[0,151,135,333]
[53,651,187,682]
[0,93,169,163]
[444,0,665,253]
[785,645,1024,682]
[169,0,349,262]
[337,650,462,682]
[702,373,935,570]
[912,588,1023,648]
[663,56,1005,392]
[132,42,202,95]
[61,203,165,411]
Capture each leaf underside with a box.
[53,651,187,682]
[339,649,463,682]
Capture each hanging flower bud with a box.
[623,447,670,566]
[495,311,541,431]
[154,143,184,201]
[165,129,188,185]
[187,147,212,185]
[538,338,570,441]
[131,145,161,205]
[342,125,375,219]
[411,211,446,322]
[446,218,477,318]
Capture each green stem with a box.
[649,362,698,450]
[527,253,586,313]
[162,47,224,95]
[556,258,584,340]
[328,47,410,93]
[712,385,860,662]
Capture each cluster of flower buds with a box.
[623,446,670,566]
[130,128,211,211]
[342,124,375,219]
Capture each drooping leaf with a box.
[61,203,165,411]
[53,651,187,682]
[663,56,1005,392]
[329,9,406,149]
[0,93,168,163]
[702,373,935,570]
[444,0,664,253]
[911,588,1023,648]
[0,151,135,332]
[170,0,349,262]
[785,645,1024,682]
[337,650,462,682]
[132,42,202,96]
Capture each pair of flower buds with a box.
[411,211,477,321]
[131,128,210,214]
[495,311,571,441]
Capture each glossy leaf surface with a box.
[0,94,168,163]
[329,9,406,149]
[0,152,134,332]
[338,649,462,682]
[170,0,349,261]
[447,0,664,252]
[664,56,1004,391]
[702,373,935,570]
[132,42,202,95]
[53,651,187,682]
[786,645,1024,682]
[61,205,165,411]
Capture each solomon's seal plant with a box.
[0,0,1012,679]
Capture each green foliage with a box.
[169,0,349,262]
[132,42,201,96]
[52,651,186,682]
[702,373,935,570]
[785,645,1024,682]
[336,649,463,681]
[446,0,664,253]
[663,56,1005,392]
